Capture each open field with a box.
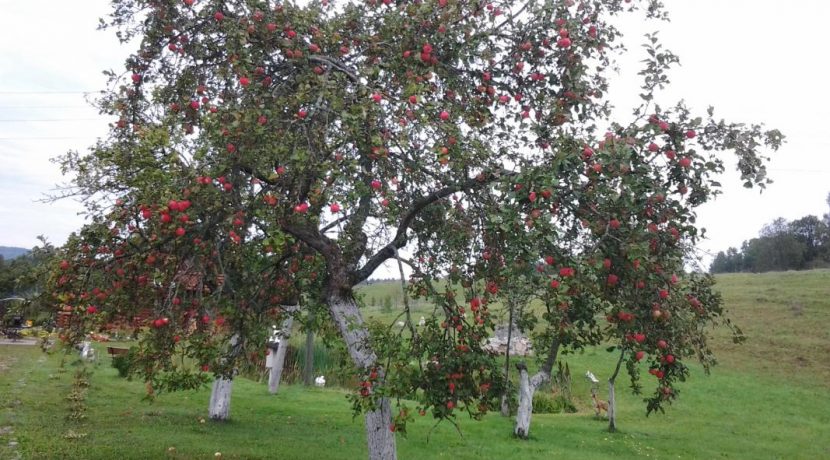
[1,270,829,459]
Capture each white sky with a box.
[1,1,829,273]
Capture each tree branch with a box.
[309,55,359,83]
[351,170,513,284]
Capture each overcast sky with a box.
[1,1,829,273]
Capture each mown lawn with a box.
[1,270,829,459]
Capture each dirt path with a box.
[0,339,37,346]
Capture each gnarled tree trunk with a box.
[514,339,560,439]
[208,334,240,421]
[327,290,396,460]
[269,307,297,394]
[209,376,234,420]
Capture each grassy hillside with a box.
[709,269,830,385]
[1,270,828,459]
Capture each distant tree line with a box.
[0,237,56,324]
[710,194,830,273]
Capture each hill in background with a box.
[0,246,29,260]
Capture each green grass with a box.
[1,270,829,459]
[709,269,830,384]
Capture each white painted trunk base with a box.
[514,366,535,438]
[209,377,234,420]
[269,315,294,394]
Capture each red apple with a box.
[549,279,560,289]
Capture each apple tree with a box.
[48,0,781,458]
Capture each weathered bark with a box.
[607,349,625,433]
[269,311,296,394]
[607,380,617,431]
[514,339,561,439]
[303,327,315,386]
[327,291,396,460]
[208,334,240,421]
[514,363,534,438]
[209,377,234,420]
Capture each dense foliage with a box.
[0,237,57,326]
[46,0,781,456]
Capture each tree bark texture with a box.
[607,379,617,432]
[607,350,625,433]
[269,312,295,394]
[514,339,561,439]
[327,291,396,460]
[209,377,234,421]
[208,334,239,420]
[514,363,534,438]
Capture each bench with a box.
[107,347,130,358]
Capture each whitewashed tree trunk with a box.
[209,376,234,421]
[269,312,295,394]
[514,340,560,439]
[514,363,534,438]
[327,291,396,460]
[607,380,617,432]
[208,334,239,421]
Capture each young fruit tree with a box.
[48,0,781,458]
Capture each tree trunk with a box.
[607,349,625,433]
[303,327,315,386]
[514,339,560,439]
[607,379,617,432]
[208,334,239,421]
[269,314,294,394]
[501,296,516,417]
[514,363,534,438]
[327,291,396,460]
[209,377,233,421]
